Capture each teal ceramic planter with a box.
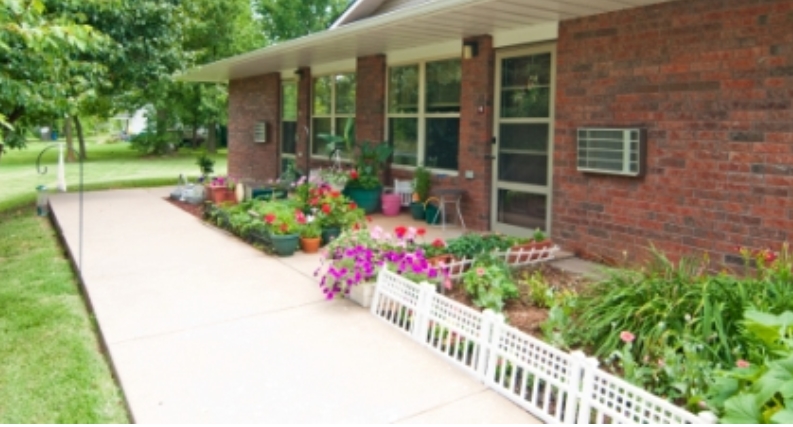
[410,202,425,220]
[321,226,341,246]
[425,204,440,225]
[345,186,382,214]
[270,233,300,257]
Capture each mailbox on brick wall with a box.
[577,128,646,177]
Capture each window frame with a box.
[310,72,356,160]
[386,57,461,176]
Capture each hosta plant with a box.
[707,309,793,424]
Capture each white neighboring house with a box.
[112,107,149,136]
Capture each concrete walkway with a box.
[50,188,540,424]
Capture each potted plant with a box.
[344,140,393,214]
[208,175,236,205]
[508,228,553,263]
[196,151,215,181]
[411,165,431,220]
[308,184,365,245]
[299,220,322,254]
[262,205,302,256]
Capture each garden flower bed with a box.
[314,222,793,423]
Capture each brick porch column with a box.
[296,67,312,175]
[458,35,495,231]
[356,55,387,144]
[228,72,281,183]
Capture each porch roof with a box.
[179,0,670,83]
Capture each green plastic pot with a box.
[345,186,382,214]
[425,204,440,225]
[321,226,341,246]
[410,202,425,220]
[270,233,300,257]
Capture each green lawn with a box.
[0,139,227,422]
[1,138,228,212]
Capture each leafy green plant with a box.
[413,165,432,202]
[300,220,321,239]
[707,309,793,424]
[462,256,517,312]
[446,233,515,259]
[345,140,392,190]
[540,291,578,349]
[532,228,546,242]
[196,151,214,178]
[318,116,355,156]
[519,270,554,308]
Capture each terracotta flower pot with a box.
[300,237,321,253]
[508,240,554,264]
[209,186,234,205]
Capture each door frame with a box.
[491,43,557,237]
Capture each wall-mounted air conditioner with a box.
[577,128,646,177]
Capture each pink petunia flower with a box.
[619,331,635,343]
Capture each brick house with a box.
[182,0,793,265]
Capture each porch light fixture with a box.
[294,69,306,79]
[462,41,478,59]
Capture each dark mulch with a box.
[445,263,590,338]
[164,197,204,219]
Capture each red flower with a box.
[736,359,750,368]
[322,204,331,214]
[295,211,306,224]
[280,222,288,233]
[331,191,341,198]
[619,331,635,343]
[417,228,426,237]
[395,226,407,238]
[310,198,319,206]
[349,202,357,210]
[432,238,445,248]
[264,214,276,224]
[366,215,372,222]
[353,223,360,231]
[765,250,778,263]
[350,169,359,179]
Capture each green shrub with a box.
[462,255,517,312]
[560,245,793,409]
[707,309,793,423]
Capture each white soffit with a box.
[179,0,672,83]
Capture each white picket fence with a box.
[370,269,717,424]
[442,244,560,280]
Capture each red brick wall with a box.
[553,0,793,265]
[228,73,281,183]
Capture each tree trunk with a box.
[65,116,77,162]
[156,108,168,154]
[74,116,87,160]
[191,120,198,150]
[206,121,217,153]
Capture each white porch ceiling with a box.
[179,0,671,83]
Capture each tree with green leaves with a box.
[253,0,351,43]
[50,0,185,157]
[0,0,106,160]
